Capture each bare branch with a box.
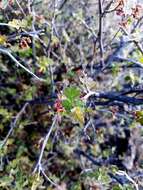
[0,47,45,81]
[116,171,139,190]
[1,103,29,148]
[83,90,143,106]
[98,0,104,67]
[33,115,58,173]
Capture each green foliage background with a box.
[0,0,143,189]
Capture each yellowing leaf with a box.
[51,35,59,46]
[71,106,84,125]
[134,110,143,125]
[0,35,7,45]
[38,56,53,73]
[135,110,143,118]
[138,57,143,64]
[31,174,43,190]
[136,117,143,125]
[8,19,27,29]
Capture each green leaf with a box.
[112,185,123,190]
[18,48,33,57]
[70,182,82,190]
[62,99,73,111]
[75,99,84,108]
[64,86,80,101]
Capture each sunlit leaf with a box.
[138,57,143,64]
[71,106,84,125]
[8,19,27,29]
[0,35,7,45]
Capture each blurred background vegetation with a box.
[1,0,143,189]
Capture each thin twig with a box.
[114,56,143,68]
[116,170,139,190]
[131,15,143,34]
[33,114,58,173]
[120,27,143,56]
[0,47,45,81]
[83,89,143,105]
[31,5,39,66]
[1,103,29,148]
[98,0,104,67]
[77,17,97,39]
[104,1,121,14]
[15,0,26,16]
[40,168,59,188]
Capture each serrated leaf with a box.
[64,86,80,101]
[8,19,27,29]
